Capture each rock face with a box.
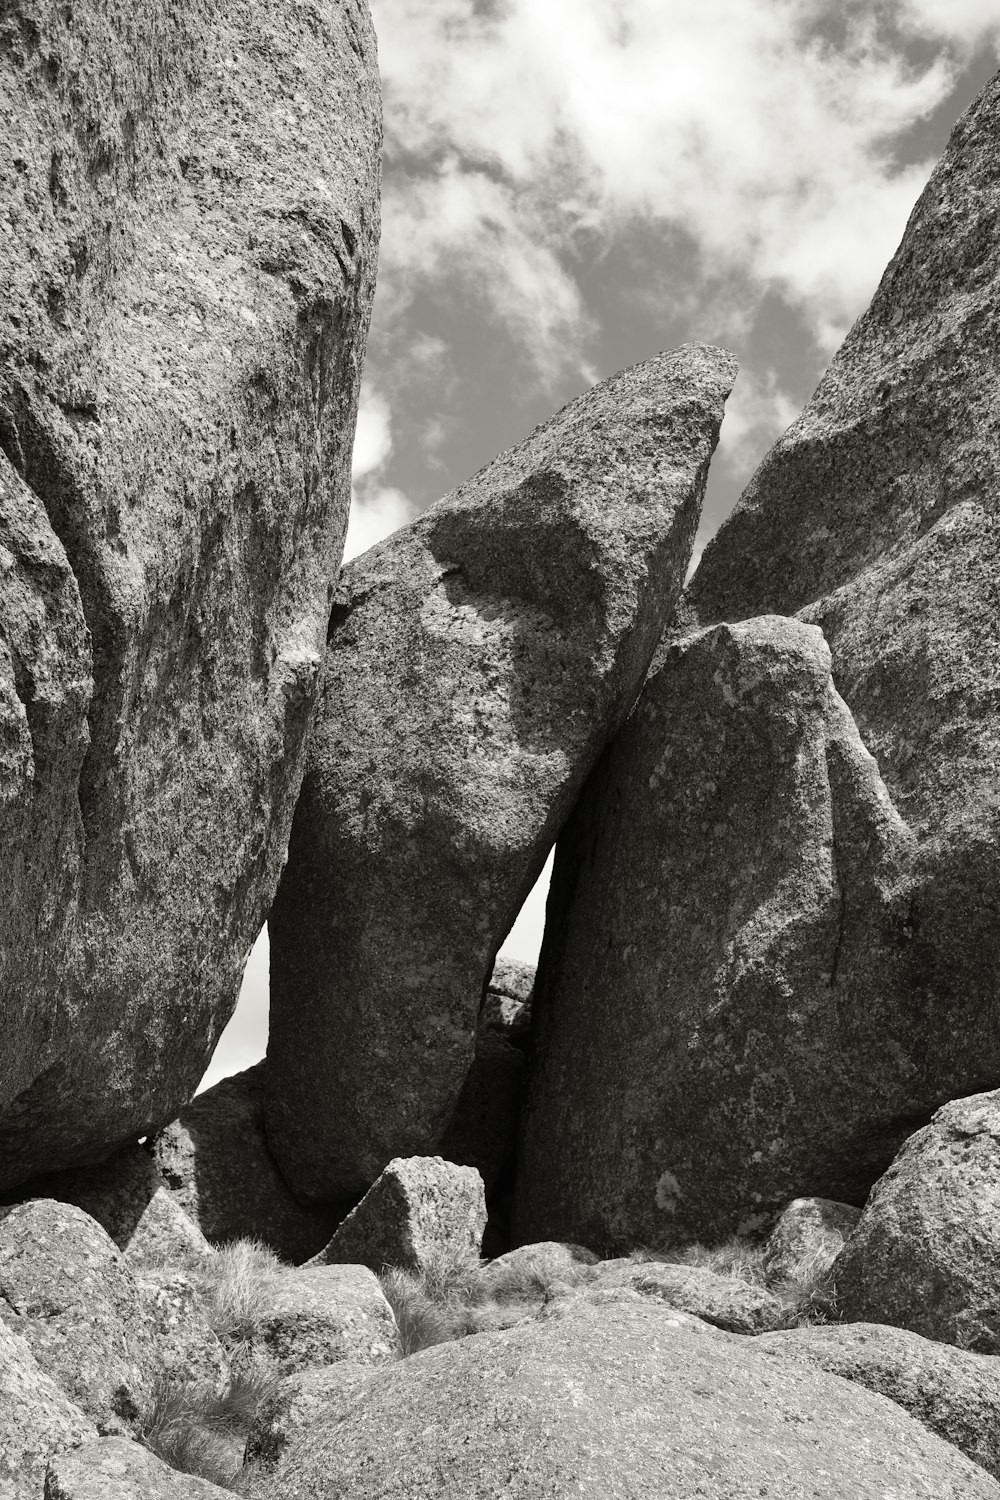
[0,1318,95,1500]
[755,1322,1000,1483]
[312,1156,487,1275]
[237,1295,1000,1498]
[266,344,737,1201]
[763,1197,861,1285]
[0,0,381,1189]
[591,1259,785,1334]
[686,70,1000,1163]
[44,1437,232,1499]
[149,1064,338,1263]
[833,1090,1000,1351]
[256,1265,397,1375]
[515,616,924,1251]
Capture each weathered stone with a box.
[756,1321,1000,1483]
[833,1090,1000,1351]
[134,1269,229,1392]
[687,71,1000,1164]
[244,1363,377,1475]
[311,1156,486,1275]
[0,0,382,1190]
[266,344,736,1201]
[44,1437,232,1499]
[234,1295,1000,1498]
[256,1265,396,1376]
[0,1318,95,1500]
[478,1240,599,1301]
[438,1028,524,1195]
[148,1064,338,1263]
[12,1145,212,1267]
[515,616,919,1251]
[0,1200,155,1434]
[763,1197,861,1285]
[590,1258,785,1334]
[482,959,535,1049]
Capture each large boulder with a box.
[515,616,921,1251]
[265,343,737,1201]
[833,1090,1000,1351]
[44,1437,232,1498]
[148,1063,338,1263]
[0,0,381,1189]
[255,1264,397,1375]
[231,1294,1000,1498]
[0,1318,95,1500]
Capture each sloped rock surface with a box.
[44,1437,232,1498]
[834,1090,1000,1351]
[149,1063,338,1263]
[237,1295,1000,1498]
[266,344,736,1200]
[0,1201,156,1434]
[245,1363,377,1475]
[590,1258,785,1334]
[756,1321,1000,1482]
[0,0,381,1190]
[515,616,923,1251]
[0,1317,95,1500]
[256,1265,396,1375]
[312,1156,486,1274]
[763,1196,860,1285]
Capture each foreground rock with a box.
[763,1197,861,1285]
[266,344,736,1200]
[311,1156,486,1274]
[256,1265,397,1375]
[149,1064,338,1262]
[756,1322,1000,1482]
[515,616,916,1250]
[0,1318,95,1499]
[834,1091,1000,1351]
[0,0,382,1189]
[0,1201,155,1433]
[240,1295,1000,1498]
[44,1437,231,1498]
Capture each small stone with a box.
[762,1198,861,1286]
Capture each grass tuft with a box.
[137,1365,278,1492]
[188,1238,284,1360]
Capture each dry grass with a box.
[189,1238,284,1360]
[628,1234,840,1328]
[138,1366,279,1492]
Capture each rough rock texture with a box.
[756,1321,1000,1483]
[148,1064,338,1262]
[134,1269,229,1391]
[590,1258,785,1334]
[0,1318,95,1500]
[834,1090,1000,1351]
[437,1022,524,1196]
[763,1196,861,1285]
[256,1265,396,1375]
[266,344,737,1201]
[515,616,920,1252]
[311,1156,486,1274]
[687,71,1000,1159]
[0,1200,155,1434]
[237,1295,1000,1498]
[11,1145,212,1265]
[44,1437,232,1499]
[245,1362,377,1475]
[0,0,382,1190]
[478,1240,599,1300]
[482,959,534,1047]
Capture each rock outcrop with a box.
[266,344,736,1201]
[0,1318,95,1500]
[235,1294,1000,1498]
[0,0,382,1189]
[833,1090,1000,1351]
[515,616,927,1251]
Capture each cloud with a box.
[715,368,803,475]
[343,386,416,563]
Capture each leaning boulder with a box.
[311,1156,487,1275]
[266,344,736,1200]
[0,0,381,1190]
[515,616,920,1251]
[0,1318,95,1500]
[232,1294,1000,1498]
[834,1090,1000,1351]
[762,1198,861,1286]
[44,1436,232,1498]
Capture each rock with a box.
[265,343,737,1201]
[0,0,382,1190]
[590,1258,785,1334]
[232,1294,1000,1498]
[43,1437,232,1499]
[0,1318,95,1500]
[833,1090,1000,1351]
[515,616,918,1251]
[244,1363,378,1474]
[755,1321,1000,1483]
[256,1265,397,1376]
[311,1156,486,1275]
[11,1145,212,1267]
[478,1241,599,1301]
[482,959,535,1049]
[148,1064,338,1263]
[134,1269,229,1392]
[687,71,1000,1165]
[437,1025,524,1196]
[0,1200,155,1434]
[763,1197,861,1285]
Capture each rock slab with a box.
[0,0,382,1189]
[44,1437,232,1499]
[266,344,736,1201]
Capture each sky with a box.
[200,0,1000,1092]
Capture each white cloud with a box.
[716,368,810,474]
[343,484,414,562]
[343,385,417,562]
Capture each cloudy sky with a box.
[202,0,1000,1090]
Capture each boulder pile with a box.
[2,4,1000,1496]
